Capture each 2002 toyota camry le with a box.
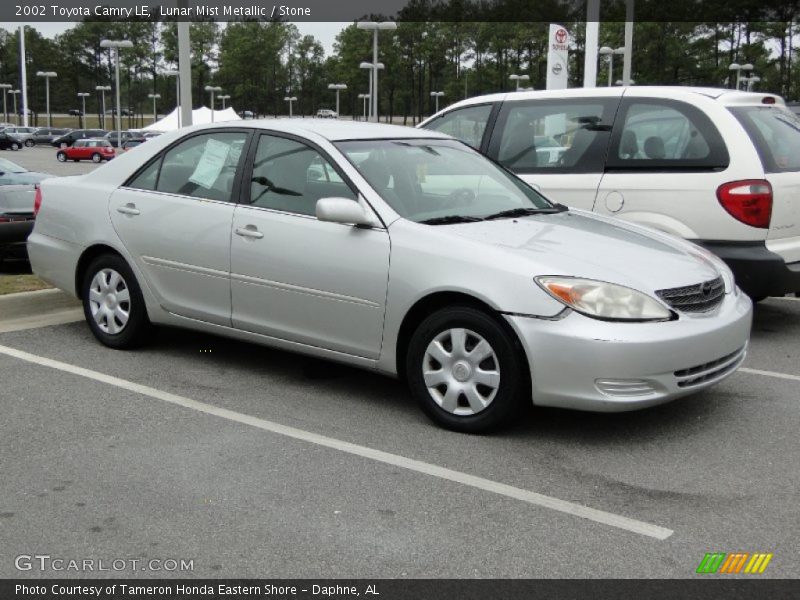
[28,120,753,432]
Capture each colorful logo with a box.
[696,552,773,574]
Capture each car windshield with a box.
[0,158,27,173]
[336,138,555,223]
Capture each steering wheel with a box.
[443,187,477,208]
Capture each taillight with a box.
[716,179,772,228]
[33,185,42,216]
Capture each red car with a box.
[56,138,116,163]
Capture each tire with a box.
[73,159,79,162]
[56,151,67,162]
[24,139,34,147]
[10,142,19,151]
[406,305,528,433]
[91,152,102,163]
[81,254,151,349]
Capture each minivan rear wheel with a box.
[406,306,527,432]
[81,254,151,349]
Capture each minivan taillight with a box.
[33,185,42,216]
[716,179,772,229]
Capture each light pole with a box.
[0,84,10,123]
[599,46,626,87]
[615,79,636,86]
[359,62,384,121]
[357,21,397,123]
[96,85,111,129]
[204,85,222,121]
[100,39,133,149]
[36,71,57,127]
[284,96,297,117]
[327,83,346,117]
[77,92,90,128]
[164,70,180,127]
[741,75,761,91]
[729,62,754,90]
[430,91,445,114]
[358,93,370,121]
[508,74,530,91]
[218,94,230,110]
[9,90,20,125]
[148,93,160,123]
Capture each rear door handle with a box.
[235,226,264,239]
[116,203,140,216]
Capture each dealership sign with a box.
[546,24,569,90]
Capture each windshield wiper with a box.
[482,205,567,221]
[419,215,484,225]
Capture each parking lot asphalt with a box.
[0,293,798,579]
[3,145,111,177]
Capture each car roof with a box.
[183,118,451,142]
[428,86,785,116]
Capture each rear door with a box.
[484,94,621,208]
[729,105,800,263]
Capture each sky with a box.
[25,21,348,56]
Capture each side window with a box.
[127,158,161,191]
[248,134,355,216]
[608,100,729,169]
[156,131,247,202]
[490,100,616,173]
[424,104,493,150]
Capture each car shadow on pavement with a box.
[0,258,33,275]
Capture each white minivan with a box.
[419,87,800,299]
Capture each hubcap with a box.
[88,268,131,335]
[422,328,500,416]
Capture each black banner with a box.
[2,579,799,600]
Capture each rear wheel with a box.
[56,151,67,162]
[24,139,34,147]
[406,306,527,433]
[10,142,19,151]
[91,152,102,163]
[81,254,151,349]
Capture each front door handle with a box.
[116,203,140,216]
[235,225,264,239]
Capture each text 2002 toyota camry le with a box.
[28,121,752,432]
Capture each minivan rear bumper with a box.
[696,240,800,298]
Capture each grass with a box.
[0,274,52,295]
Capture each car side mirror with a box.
[316,197,374,226]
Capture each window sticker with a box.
[189,138,232,189]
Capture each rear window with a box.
[729,106,800,173]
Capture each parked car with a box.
[419,87,800,300]
[143,132,163,139]
[105,130,137,148]
[106,108,133,116]
[316,109,338,119]
[1,126,38,147]
[0,157,50,260]
[56,138,115,163]
[28,121,751,432]
[240,110,255,119]
[0,131,24,151]
[52,129,108,147]
[30,127,71,145]
[68,109,83,116]
[121,137,146,152]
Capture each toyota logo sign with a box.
[555,28,568,44]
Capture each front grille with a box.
[674,345,746,388]
[656,277,725,313]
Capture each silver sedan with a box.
[28,120,752,432]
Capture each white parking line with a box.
[739,367,800,383]
[0,343,672,541]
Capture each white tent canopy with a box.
[139,106,241,132]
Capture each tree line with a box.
[0,17,798,127]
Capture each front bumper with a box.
[695,240,800,298]
[504,291,752,412]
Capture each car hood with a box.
[442,210,720,294]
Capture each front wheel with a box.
[56,151,67,162]
[91,152,102,163]
[24,139,34,147]
[10,142,19,151]
[406,306,528,433]
[81,254,151,349]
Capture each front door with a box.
[230,133,390,359]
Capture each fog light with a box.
[595,379,658,398]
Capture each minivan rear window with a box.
[729,106,800,173]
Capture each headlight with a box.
[535,276,674,322]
